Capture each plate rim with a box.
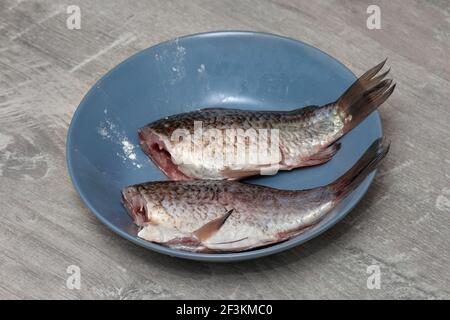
[66,30,382,262]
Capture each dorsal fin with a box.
[199,107,243,112]
[193,209,234,242]
[199,107,228,112]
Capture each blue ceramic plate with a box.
[67,31,382,262]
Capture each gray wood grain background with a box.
[0,0,449,299]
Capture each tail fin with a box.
[330,138,390,200]
[336,60,396,132]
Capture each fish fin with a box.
[193,209,234,242]
[199,107,225,112]
[276,224,316,242]
[299,143,341,166]
[199,107,238,112]
[335,60,396,132]
[330,138,390,200]
[208,237,249,245]
[219,167,262,180]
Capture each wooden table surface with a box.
[0,0,449,299]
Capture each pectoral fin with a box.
[300,142,341,166]
[220,167,261,180]
[193,209,234,242]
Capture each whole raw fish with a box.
[139,60,395,180]
[122,139,389,252]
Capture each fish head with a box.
[122,183,195,245]
[138,126,192,180]
[121,186,149,226]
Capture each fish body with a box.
[122,139,389,252]
[139,60,395,180]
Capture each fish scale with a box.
[138,60,395,180]
[122,138,389,252]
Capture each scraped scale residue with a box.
[97,117,142,168]
[154,38,187,84]
[121,139,137,160]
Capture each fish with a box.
[138,60,395,180]
[122,138,389,253]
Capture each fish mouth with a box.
[121,187,149,226]
[138,127,191,180]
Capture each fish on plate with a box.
[138,60,395,180]
[122,138,389,253]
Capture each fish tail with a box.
[336,59,396,132]
[330,138,390,200]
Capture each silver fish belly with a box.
[122,139,389,252]
[138,60,395,180]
